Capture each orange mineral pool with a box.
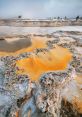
[16,45,72,81]
[0,37,72,81]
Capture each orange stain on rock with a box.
[15,111,19,117]
[16,45,72,81]
[75,74,82,84]
[72,74,82,113]
[72,97,82,113]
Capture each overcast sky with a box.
[0,0,82,18]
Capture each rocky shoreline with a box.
[0,19,82,27]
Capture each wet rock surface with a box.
[0,31,82,117]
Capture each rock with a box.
[0,60,5,85]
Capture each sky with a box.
[0,0,82,19]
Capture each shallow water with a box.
[0,38,31,52]
[0,36,48,55]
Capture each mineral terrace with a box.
[0,22,82,117]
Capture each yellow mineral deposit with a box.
[16,45,72,81]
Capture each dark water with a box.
[0,38,32,52]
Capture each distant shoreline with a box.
[0,19,82,27]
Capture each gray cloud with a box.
[0,0,82,18]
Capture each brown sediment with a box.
[16,45,72,81]
[0,38,31,52]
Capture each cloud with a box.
[0,0,82,18]
[43,0,82,18]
